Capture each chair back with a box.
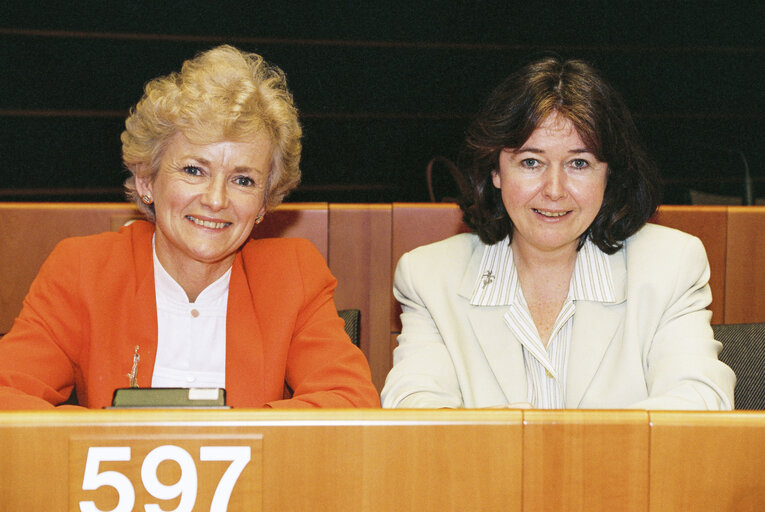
[713,322,765,409]
[338,309,361,347]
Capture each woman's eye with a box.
[183,166,202,176]
[571,159,589,169]
[521,158,539,168]
[234,176,255,187]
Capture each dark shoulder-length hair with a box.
[457,56,661,254]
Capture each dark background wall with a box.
[1,1,763,204]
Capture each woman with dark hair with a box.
[381,57,735,410]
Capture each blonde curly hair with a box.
[121,45,302,220]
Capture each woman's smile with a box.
[532,208,570,218]
[185,215,232,230]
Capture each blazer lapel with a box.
[458,241,527,404]
[128,222,158,390]
[131,265,158,389]
[566,249,627,408]
[466,307,528,404]
[225,252,266,407]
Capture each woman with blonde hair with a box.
[0,45,379,409]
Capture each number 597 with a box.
[79,445,251,512]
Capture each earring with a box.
[255,215,264,224]
[141,194,153,205]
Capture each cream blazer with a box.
[381,224,735,410]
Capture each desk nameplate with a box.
[68,434,262,512]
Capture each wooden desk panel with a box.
[523,410,649,511]
[724,206,765,324]
[0,409,524,512]
[649,411,765,512]
[262,414,523,511]
[1,410,763,511]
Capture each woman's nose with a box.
[543,167,567,200]
[201,177,228,210]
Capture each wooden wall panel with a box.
[0,203,140,333]
[649,205,728,324]
[649,411,765,511]
[253,203,329,259]
[522,410,649,512]
[328,204,392,391]
[390,203,468,270]
[390,203,470,332]
[724,206,765,324]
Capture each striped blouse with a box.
[470,238,615,408]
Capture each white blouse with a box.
[151,244,230,389]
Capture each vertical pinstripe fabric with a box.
[470,238,615,408]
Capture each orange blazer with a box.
[0,221,379,409]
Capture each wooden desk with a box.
[0,410,762,511]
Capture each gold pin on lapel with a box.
[127,345,140,388]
